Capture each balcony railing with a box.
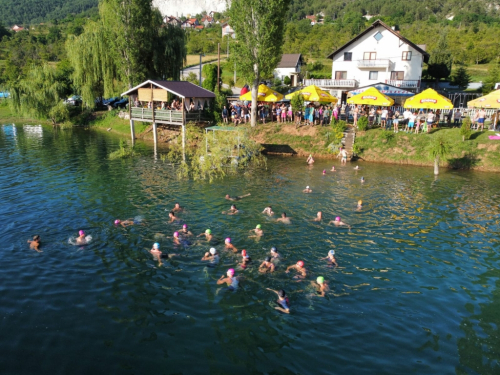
[385,79,420,89]
[130,108,207,124]
[357,59,392,69]
[304,79,359,88]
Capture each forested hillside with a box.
[0,0,98,25]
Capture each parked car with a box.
[103,97,120,106]
[112,97,128,108]
[64,95,82,106]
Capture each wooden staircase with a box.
[342,130,356,160]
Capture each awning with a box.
[349,83,414,97]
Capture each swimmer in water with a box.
[225,237,238,253]
[171,202,183,212]
[150,243,178,266]
[357,200,363,210]
[262,206,274,216]
[322,169,326,175]
[313,211,322,222]
[286,260,307,279]
[259,256,275,273]
[76,230,87,245]
[225,193,251,201]
[27,235,42,252]
[312,276,329,297]
[277,212,291,224]
[222,204,239,215]
[266,288,290,314]
[331,166,336,172]
[328,216,350,229]
[270,247,280,259]
[249,224,263,237]
[321,249,338,266]
[240,250,252,269]
[180,224,193,237]
[172,231,181,245]
[361,177,365,183]
[198,229,213,242]
[168,211,180,223]
[306,154,314,165]
[201,247,220,264]
[354,165,360,170]
[114,219,136,227]
[303,186,312,193]
[217,268,240,290]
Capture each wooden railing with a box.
[130,108,207,123]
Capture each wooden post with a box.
[153,122,158,146]
[217,43,220,92]
[151,83,155,124]
[182,98,186,161]
[130,120,135,145]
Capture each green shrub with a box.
[283,76,291,85]
[460,117,472,141]
[357,116,368,131]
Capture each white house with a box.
[221,22,235,38]
[274,54,304,86]
[305,20,430,102]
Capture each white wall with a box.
[274,67,298,80]
[331,25,424,86]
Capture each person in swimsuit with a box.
[357,200,363,210]
[262,206,274,216]
[225,193,251,201]
[198,229,213,242]
[354,165,360,170]
[222,204,239,215]
[171,203,183,212]
[150,243,178,266]
[217,268,240,290]
[266,288,290,314]
[180,224,193,237]
[331,166,336,172]
[225,237,238,253]
[259,256,275,273]
[361,177,365,183]
[240,250,252,269]
[168,211,180,223]
[313,276,329,297]
[270,247,280,260]
[328,216,350,229]
[341,148,348,164]
[249,224,263,237]
[322,249,338,266]
[201,247,220,265]
[306,154,314,164]
[277,212,291,224]
[76,230,87,245]
[303,186,312,193]
[27,235,42,252]
[114,219,137,227]
[172,231,181,245]
[286,260,307,279]
[313,211,322,222]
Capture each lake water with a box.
[1,124,500,374]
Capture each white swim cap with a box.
[153,243,160,249]
[209,247,216,255]
[306,186,310,189]
[329,250,335,255]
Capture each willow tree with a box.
[66,0,186,107]
[429,136,450,175]
[228,0,291,127]
[9,63,69,125]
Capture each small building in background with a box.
[11,25,24,32]
[201,15,214,28]
[222,23,235,39]
[274,54,304,86]
[163,16,182,26]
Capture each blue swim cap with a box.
[329,250,335,255]
[153,243,160,249]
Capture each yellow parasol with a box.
[239,84,284,102]
[404,88,453,109]
[347,87,394,106]
[285,85,338,103]
[467,89,500,108]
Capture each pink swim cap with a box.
[323,170,326,173]
[336,216,341,221]
[183,224,187,228]
[79,230,85,236]
[174,231,179,237]
[225,237,231,243]
[227,268,235,276]
[114,220,120,225]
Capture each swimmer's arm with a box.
[327,220,335,225]
[237,193,251,199]
[270,264,275,272]
[266,288,278,296]
[275,306,290,314]
[285,265,295,273]
[217,276,228,285]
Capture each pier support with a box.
[130,119,135,146]
[153,122,158,145]
[182,124,186,161]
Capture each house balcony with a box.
[304,79,359,88]
[357,59,392,69]
[385,79,420,89]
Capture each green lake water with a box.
[1,124,500,374]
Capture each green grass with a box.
[88,110,148,135]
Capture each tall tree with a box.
[8,63,69,125]
[427,33,452,84]
[450,66,471,90]
[228,0,291,127]
[429,136,450,175]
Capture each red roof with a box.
[188,18,197,24]
[195,25,204,29]
[306,15,316,20]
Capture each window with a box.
[343,52,352,61]
[369,71,378,80]
[374,31,383,42]
[363,52,377,60]
[402,51,412,61]
[335,71,347,80]
[391,71,404,80]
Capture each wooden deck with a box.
[130,108,208,125]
